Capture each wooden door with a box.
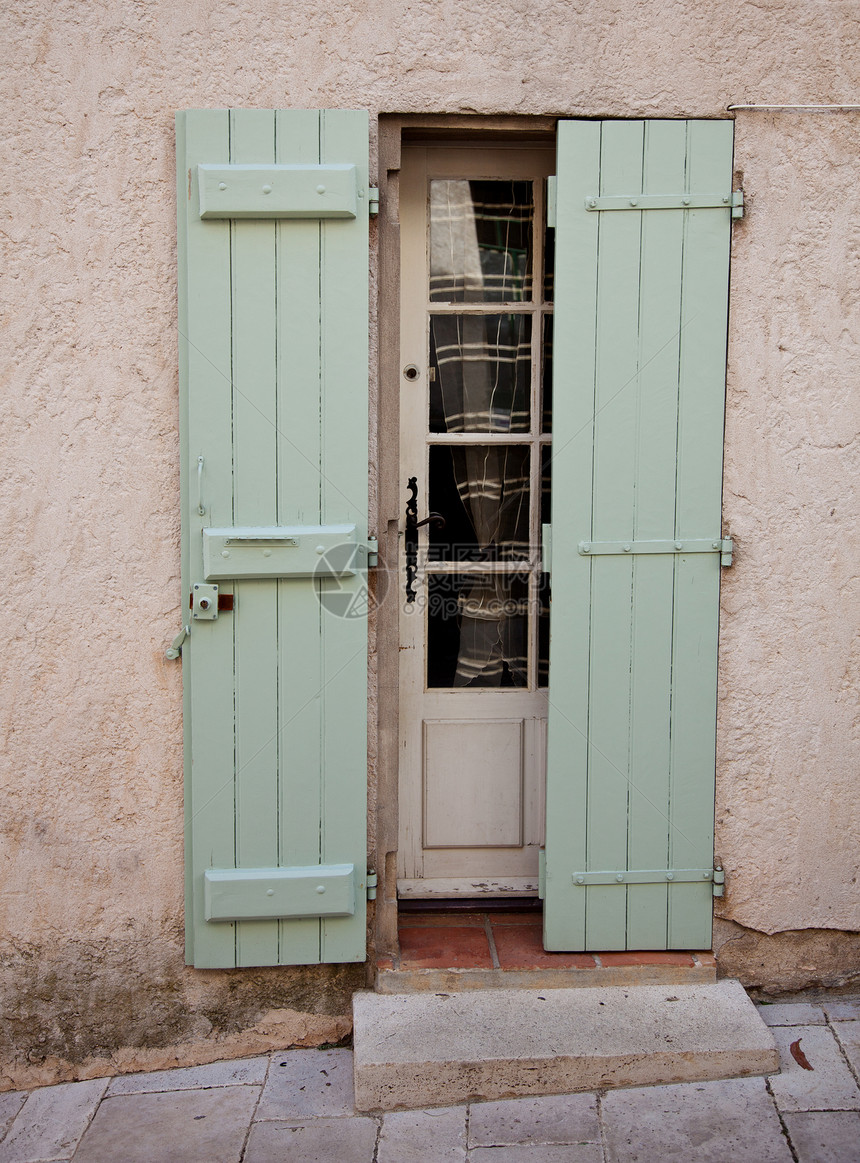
[397,143,554,898]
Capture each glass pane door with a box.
[398,144,554,898]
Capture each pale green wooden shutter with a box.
[176,109,370,968]
[543,120,734,952]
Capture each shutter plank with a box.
[542,121,600,952]
[584,121,643,951]
[668,121,733,948]
[275,109,328,965]
[626,120,687,949]
[179,109,238,969]
[230,109,281,968]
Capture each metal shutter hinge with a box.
[578,537,733,565]
[366,870,378,900]
[368,188,380,216]
[584,190,744,219]
[571,868,718,887]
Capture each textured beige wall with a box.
[1,0,858,1081]
[718,112,860,935]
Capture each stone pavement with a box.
[0,1000,857,1162]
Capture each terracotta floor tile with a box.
[597,950,696,967]
[398,924,493,968]
[493,925,597,970]
[396,912,485,928]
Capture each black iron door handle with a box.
[405,480,447,603]
[405,477,418,603]
[415,512,446,530]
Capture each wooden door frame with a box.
[373,115,557,962]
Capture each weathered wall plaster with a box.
[715,920,860,995]
[1,0,858,1082]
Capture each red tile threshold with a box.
[391,910,707,972]
[398,924,494,969]
[493,925,596,970]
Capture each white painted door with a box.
[398,143,554,898]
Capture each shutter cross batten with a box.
[197,163,362,219]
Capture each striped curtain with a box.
[429,180,532,687]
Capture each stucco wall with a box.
[1,0,858,1085]
[718,112,860,935]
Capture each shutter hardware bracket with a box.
[584,191,744,218]
[366,870,378,901]
[579,538,733,566]
[368,188,380,216]
[570,865,726,897]
[189,584,235,621]
[165,625,190,660]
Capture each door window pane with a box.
[538,573,550,688]
[541,315,553,434]
[427,572,529,688]
[543,187,555,303]
[429,180,533,302]
[428,445,531,563]
[430,314,531,433]
[541,444,552,526]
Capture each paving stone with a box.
[0,1096,27,1144]
[782,1111,860,1163]
[469,1093,599,1147]
[767,1025,860,1113]
[256,1048,353,1120]
[72,1085,259,1163]
[831,1020,860,1078]
[0,1078,107,1163]
[757,1003,826,1026]
[244,1116,378,1162]
[378,1106,466,1161]
[105,1055,268,1096]
[602,1076,793,1162]
[822,1002,860,1022]
[470,1147,602,1162]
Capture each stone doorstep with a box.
[352,979,779,1112]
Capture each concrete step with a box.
[376,958,717,993]
[352,979,779,1112]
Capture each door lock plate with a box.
[191,583,219,620]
